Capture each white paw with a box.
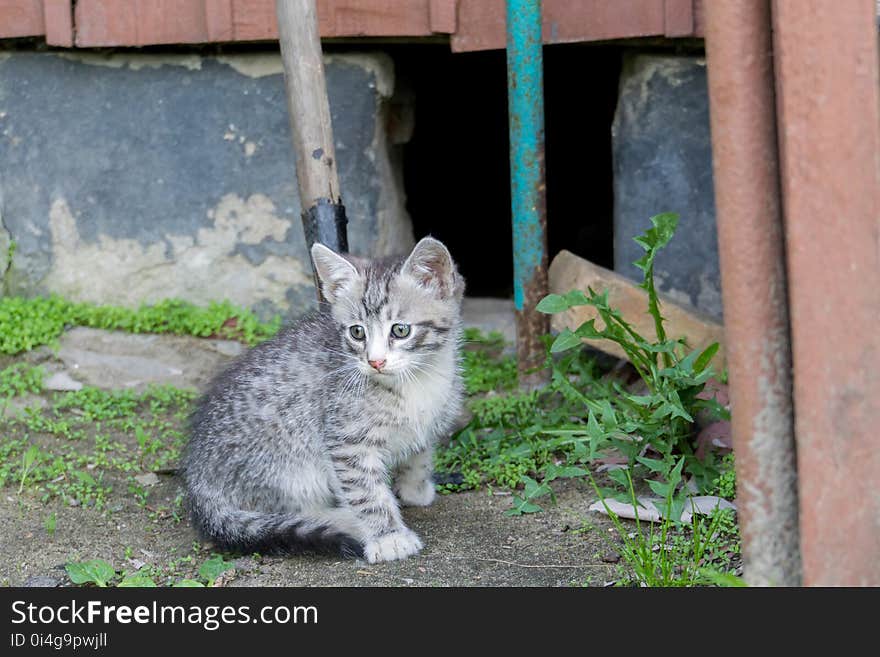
[363,528,423,563]
[396,478,436,507]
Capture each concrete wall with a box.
[0,50,413,318]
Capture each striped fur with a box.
[182,238,464,562]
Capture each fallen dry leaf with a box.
[697,378,729,406]
[589,495,736,522]
[696,420,733,459]
[680,496,737,522]
[134,472,160,487]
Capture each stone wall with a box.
[612,52,721,319]
[0,51,414,318]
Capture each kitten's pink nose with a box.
[368,358,386,371]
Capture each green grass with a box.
[436,330,742,585]
[0,363,44,399]
[0,378,194,510]
[436,214,742,585]
[710,453,737,499]
[587,460,742,587]
[1,255,741,586]
[436,348,605,494]
[0,295,281,355]
[64,550,235,587]
[460,328,518,394]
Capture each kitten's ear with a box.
[402,237,459,298]
[311,243,359,303]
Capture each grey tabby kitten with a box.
[182,237,464,563]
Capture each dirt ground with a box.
[0,310,628,588]
[1,474,617,588]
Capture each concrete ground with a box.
[0,478,617,588]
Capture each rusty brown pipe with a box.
[704,0,801,585]
[771,0,880,586]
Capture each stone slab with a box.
[53,327,245,391]
[613,53,721,319]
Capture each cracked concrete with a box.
[0,51,413,317]
[44,195,313,311]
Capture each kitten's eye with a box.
[390,323,411,339]
[349,325,365,341]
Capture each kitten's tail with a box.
[189,502,365,558]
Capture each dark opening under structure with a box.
[395,44,622,298]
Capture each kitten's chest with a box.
[398,370,452,426]
[381,367,456,457]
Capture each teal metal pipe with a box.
[507,0,550,386]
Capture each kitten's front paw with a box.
[363,528,423,563]
[395,478,436,507]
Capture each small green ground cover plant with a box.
[534,212,728,502]
[64,552,235,587]
[1,229,739,586]
[460,328,518,394]
[0,376,194,510]
[0,295,276,515]
[0,296,280,355]
[436,213,740,585]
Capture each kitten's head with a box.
[311,237,464,379]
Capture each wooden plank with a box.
[75,0,136,45]
[550,251,726,367]
[452,0,667,52]
[131,0,210,45]
[429,0,456,34]
[693,0,705,37]
[230,0,436,41]
[76,0,212,46]
[1,0,703,47]
[204,0,233,42]
[0,0,44,38]
[331,0,431,36]
[230,0,277,41]
[663,0,694,37]
[43,0,73,46]
[73,0,436,45]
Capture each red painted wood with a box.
[134,0,210,45]
[0,0,44,38]
[75,0,136,45]
[204,0,233,42]
[330,0,432,36]
[693,0,705,37]
[73,0,436,46]
[50,0,703,48]
[76,0,213,46]
[43,0,73,46]
[229,1,437,42]
[429,0,456,34]
[229,0,277,41]
[664,0,694,37]
[451,0,667,52]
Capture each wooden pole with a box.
[275,0,349,297]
